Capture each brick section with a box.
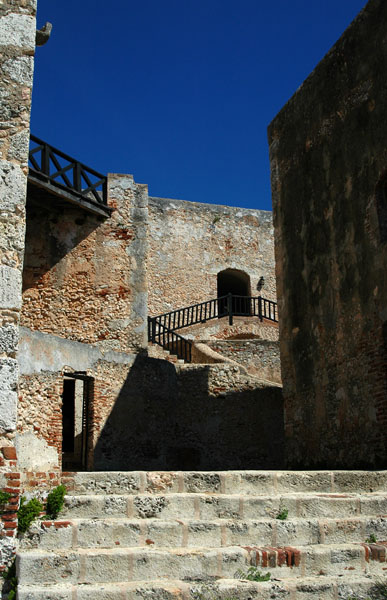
[0,447,20,551]
[361,541,387,563]
[243,545,301,568]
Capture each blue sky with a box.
[32,0,367,211]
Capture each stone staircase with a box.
[17,470,387,599]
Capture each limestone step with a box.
[20,516,387,551]
[16,575,381,600]
[61,491,387,520]
[16,543,387,586]
[63,470,387,496]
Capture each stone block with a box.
[0,324,18,354]
[0,390,17,432]
[8,130,30,162]
[0,161,27,213]
[0,265,22,308]
[2,56,34,85]
[0,357,18,389]
[0,14,36,51]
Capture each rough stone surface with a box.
[21,174,148,353]
[0,0,36,570]
[0,266,22,308]
[148,197,276,316]
[93,357,284,471]
[16,469,387,598]
[268,0,387,468]
[207,339,281,383]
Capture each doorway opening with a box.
[62,373,93,471]
[217,268,251,317]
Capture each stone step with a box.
[61,491,387,520]
[16,543,387,585]
[63,470,387,496]
[16,575,380,600]
[20,516,387,551]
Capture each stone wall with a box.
[0,0,36,569]
[17,174,149,472]
[94,357,284,471]
[183,316,279,342]
[268,0,387,468]
[207,340,281,383]
[21,173,148,354]
[148,197,276,316]
[17,327,137,472]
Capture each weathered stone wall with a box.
[21,174,148,354]
[17,327,137,472]
[0,0,36,568]
[148,197,276,316]
[94,357,284,471]
[17,173,149,472]
[268,0,387,468]
[207,340,281,383]
[183,316,279,342]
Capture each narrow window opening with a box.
[62,375,92,470]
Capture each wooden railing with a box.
[148,294,278,363]
[28,135,108,209]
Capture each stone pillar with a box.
[0,0,36,569]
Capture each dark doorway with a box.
[62,374,92,471]
[217,269,251,317]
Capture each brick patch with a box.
[243,545,301,568]
[361,541,387,562]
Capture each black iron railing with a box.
[148,321,192,363]
[148,294,278,363]
[28,135,108,209]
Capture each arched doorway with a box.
[217,269,251,317]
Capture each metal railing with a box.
[148,294,278,363]
[28,135,108,208]
[148,321,192,362]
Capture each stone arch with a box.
[217,268,251,298]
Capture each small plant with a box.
[17,496,43,534]
[365,533,377,544]
[46,485,66,519]
[1,560,17,600]
[235,566,271,582]
[0,491,11,506]
[212,215,221,224]
[276,508,289,520]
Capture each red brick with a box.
[3,522,17,529]
[2,447,16,460]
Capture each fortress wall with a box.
[206,339,281,384]
[268,0,387,468]
[148,197,276,316]
[21,174,148,354]
[0,0,37,567]
[17,174,149,471]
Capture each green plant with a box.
[276,508,289,520]
[0,491,11,506]
[1,560,17,600]
[17,496,43,534]
[212,215,221,224]
[234,566,271,582]
[46,485,66,519]
[365,533,377,544]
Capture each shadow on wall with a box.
[22,199,102,291]
[94,354,284,471]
